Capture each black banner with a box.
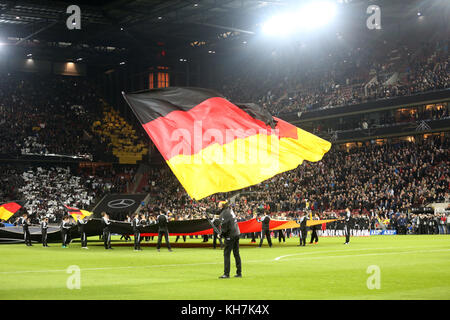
[0,218,214,244]
[93,194,147,218]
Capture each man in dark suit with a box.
[101,212,112,249]
[77,216,89,249]
[61,215,73,248]
[278,229,286,243]
[309,213,319,244]
[132,213,142,251]
[156,210,172,252]
[40,217,49,247]
[214,201,242,278]
[297,212,309,246]
[21,214,32,246]
[343,208,351,244]
[257,210,272,247]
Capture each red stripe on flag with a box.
[1,202,22,213]
[142,97,298,160]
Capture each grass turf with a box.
[0,235,449,300]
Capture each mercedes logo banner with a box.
[107,199,136,209]
[93,194,147,215]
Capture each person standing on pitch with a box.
[343,208,351,245]
[41,217,49,247]
[21,214,32,246]
[132,213,142,251]
[61,215,73,248]
[156,210,172,252]
[278,229,286,243]
[257,210,272,248]
[102,212,112,250]
[77,216,89,249]
[309,213,319,244]
[149,215,156,241]
[216,200,242,278]
[297,212,309,246]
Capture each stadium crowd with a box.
[310,103,449,134]
[0,164,134,223]
[0,73,115,159]
[137,134,449,235]
[1,40,449,236]
[219,40,450,116]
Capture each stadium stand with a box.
[136,134,448,234]
[219,40,449,116]
[0,163,135,223]
[0,73,106,159]
[92,103,148,164]
[0,29,448,237]
[0,73,147,163]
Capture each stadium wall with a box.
[0,57,86,76]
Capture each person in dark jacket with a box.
[132,213,142,251]
[61,215,73,248]
[21,214,32,246]
[297,212,309,246]
[257,210,272,247]
[278,229,286,243]
[40,217,49,247]
[309,213,319,244]
[77,216,89,249]
[156,211,172,252]
[209,201,242,279]
[343,208,351,244]
[101,212,112,249]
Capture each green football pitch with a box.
[0,235,449,300]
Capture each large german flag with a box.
[123,87,331,200]
[0,202,22,221]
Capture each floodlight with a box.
[261,1,337,36]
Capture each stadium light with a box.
[262,1,337,36]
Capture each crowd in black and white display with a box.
[0,164,135,224]
[0,73,111,159]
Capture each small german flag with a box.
[123,87,331,200]
[64,205,93,221]
[0,202,22,221]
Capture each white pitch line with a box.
[277,248,450,262]
[273,245,447,261]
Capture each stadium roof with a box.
[0,0,447,68]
